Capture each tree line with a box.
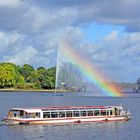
[1,62,140,91]
[0,62,56,89]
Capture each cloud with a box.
[6,46,38,66]
[1,25,140,82]
[86,31,140,82]
[25,0,140,32]
[55,29,140,82]
[0,32,23,60]
[0,0,140,82]
[0,0,140,34]
[0,0,21,7]
[0,27,83,67]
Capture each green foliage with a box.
[28,66,56,89]
[45,67,56,88]
[15,83,37,89]
[18,75,25,84]
[0,63,19,88]
[0,62,56,89]
[19,64,34,82]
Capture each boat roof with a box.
[9,106,116,113]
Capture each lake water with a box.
[0,92,140,140]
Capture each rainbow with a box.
[60,41,123,97]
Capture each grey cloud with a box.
[0,27,84,68]
[6,46,38,66]
[0,0,140,33]
[0,2,30,33]
[28,0,95,8]
[26,0,140,32]
[96,32,140,81]
[0,0,21,8]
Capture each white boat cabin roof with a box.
[9,106,117,113]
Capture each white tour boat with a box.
[3,105,131,125]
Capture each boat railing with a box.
[120,109,131,117]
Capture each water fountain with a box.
[55,46,84,92]
[55,43,102,94]
[55,41,122,97]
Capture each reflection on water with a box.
[0,121,133,140]
[0,121,137,140]
[0,92,140,140]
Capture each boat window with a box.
[106,110,109,116]
[115,108,120,116]
[80,111,87,116]
[36,113,40,118]
[118,109,121,116]
[94,110,100,116]
[8,110,20,118]
[110,110,113,115]
[66,111,72,117]
[101,110,106,116]
[29,112,40,118]
[8,112,13,117]
[73,111,80,117]
[87,110,93,116]
[20,110,24,116]
[43,112,50,118]
[59,111,65,118]
[51,112,58,118]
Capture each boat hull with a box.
[4,116,130,125]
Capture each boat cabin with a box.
[7,106,122,119]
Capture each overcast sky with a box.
[0,0,140,82]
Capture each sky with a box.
[0,0,140,82]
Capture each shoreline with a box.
[0,88,138,94]
[0,88,70,93]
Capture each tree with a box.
[45,67,56,88]
[0,62,56,89]
[19,64,34,82]
[28,67,56,89]
[37,67,46,71]
[0,63,18,88]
